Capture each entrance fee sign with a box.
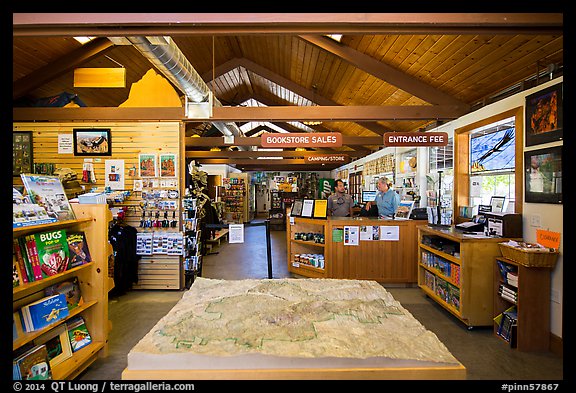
[383,132,448,147]
[261,133,342,148]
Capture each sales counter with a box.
[286,215,427,283]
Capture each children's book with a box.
[20,174,76,222]
[13,258,22,287]
[67,316,92,352]
[13,239,30,283]
[66,231,92,268]
[20,293,69,332]
[34,325,73,368]
[25,235,44,281]
[45,277,84,311]
[33,229,70,278]
[16,237,34,282]
[13,344,52,380]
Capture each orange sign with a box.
[383,132,448,147]
[304,154,350,164]
[261,133,342,148]
[536,229,561,250]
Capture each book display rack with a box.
[13,204,111,380]
[493,256,552,351]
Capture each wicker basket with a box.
[499,243,559,268]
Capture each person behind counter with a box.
[327,179,354,217]
[364,177,400,218]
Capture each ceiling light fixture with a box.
[302,121,323,126]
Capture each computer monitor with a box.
[362,190,377,202]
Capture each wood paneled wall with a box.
[13,121,185,290]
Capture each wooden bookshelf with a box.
[417,225,518,328]
[493,257,551,351]
[13,203,112,379]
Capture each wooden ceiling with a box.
[13,13,564,171]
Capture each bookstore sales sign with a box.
[261,132,342,148]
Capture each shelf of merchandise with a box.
[493,257,551,351]
[12,203,111,379]
[286,216,327,278]
[417,225,516,328]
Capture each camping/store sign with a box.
[304,154,350,164]
[383,132,449,147]
[261,133,342,148]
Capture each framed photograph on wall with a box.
[73,128,111,156]
[524,146,562,204]
[525,82,563,147]
[139,153,158,177]
[13,131,33,176]
[159,153,177,178]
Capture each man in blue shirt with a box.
[365,177,400,218]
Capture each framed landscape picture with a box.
[73,128,112,156]
[524,146,562,204]
[525,83,563,147]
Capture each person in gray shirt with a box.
[327,179,354,217]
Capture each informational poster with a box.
[332,228,343,243]
[105,159,125,190]
[313,199,327,218]
[58,134,74,154]
[380,226,400,241]
[360,226,373,241]
[229,224,244,244]
[344,226,359,246]
[301,199,314,218]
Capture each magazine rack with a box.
[13,204,111,380]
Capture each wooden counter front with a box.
[286,216,427,283]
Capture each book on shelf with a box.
[13,344,52,380]
[44,277,84,311]
[33,324,73,368]
[13,257,23,287]
[506,272,518,287]
[15,237,34,283]
[20,174,76,222]
[13,203,57,228]
[497,308,518,342]
[13,239,30,283]
[67,315,92,352]
[34,229,70,278]
[19,293,69,332]
[66,231,92,268]
[497,259,518,283]
[25,234,44,281]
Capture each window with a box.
[427,138,454,210]
[469,117,516,213]
[429,138,453,171]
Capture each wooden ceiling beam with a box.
[186,150,364,158]
[186,136,383,147]
[13,13,563,36]
[206,104,465,121]
[13,37,115,99]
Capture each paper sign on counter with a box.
[380,226,399,241]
